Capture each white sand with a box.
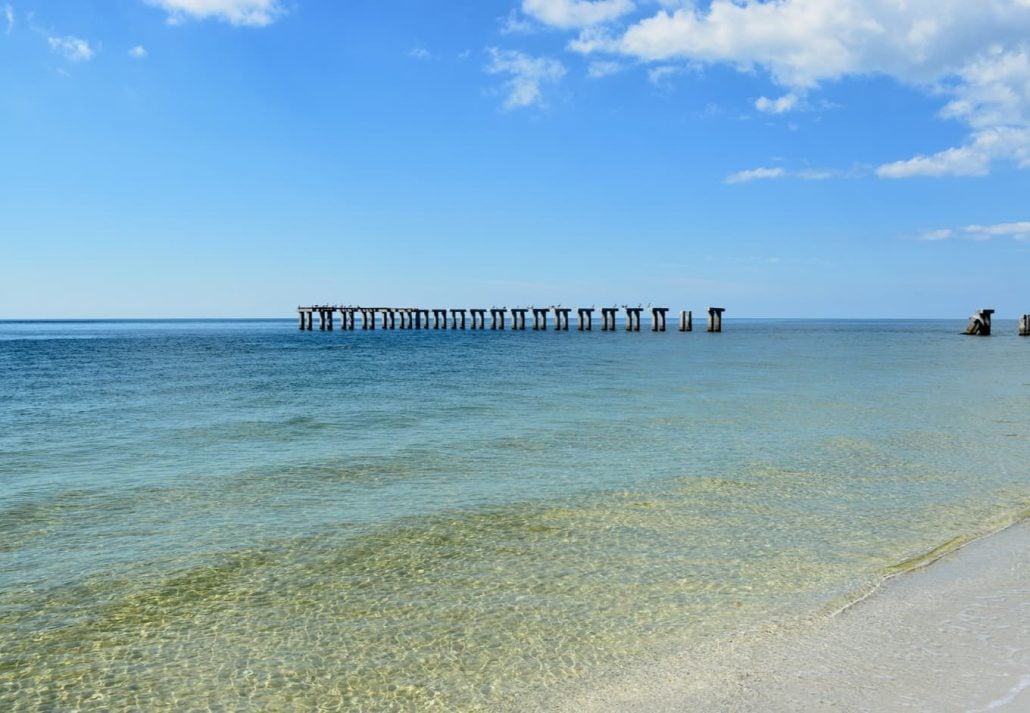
[542,521,1030,712]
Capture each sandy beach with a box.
[545,520,1030,712]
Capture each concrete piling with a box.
[470,309,487,330]
[511,308,527,330]
[964,308,994,336]
[679,310,692,332]
[490,308,506,330]
[707,307,725,333]
[577,308,593,331]
[1020,314,1030,336]
[532,308,548,330]
[624,307,642,332]
[554,307,570,331]
[650,307,668,332]
[600,307,618,331]
[450,309,467,329]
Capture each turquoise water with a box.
[1,319,1027,710]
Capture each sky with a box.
[1,0,1029,319]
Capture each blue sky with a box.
[1,0,1028,318]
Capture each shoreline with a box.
[543,519,1030,712]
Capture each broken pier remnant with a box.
[964,308,994,336]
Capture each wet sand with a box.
[544,520,1030,712]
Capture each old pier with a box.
[297,305,726,333]
[963,308,1030,336]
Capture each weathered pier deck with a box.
[296,305,727,333]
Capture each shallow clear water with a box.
[1,319,1027,710]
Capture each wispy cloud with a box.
[911,221,1030,241]
[48,35,94,62]
[500,9,535,34]
[725,164,859,184]
[146,0,283,27]
[485,47,566,110]
[724,167,785,184]
[647,64,683,86]
[964,221,1030,240]
[409,46,431,61]
[128,45,147,59]
[912,228,954,242]
[587,60,623,78]
[755,93,799,114]
[522,0,635,30]
[3,4,13,34]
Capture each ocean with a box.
[1,318,1027,711]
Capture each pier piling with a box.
[624,307,642,332]
[511,308,527,330]
[650,307,668,332]
[554,307,570,331]
[490,308,507,330]
[1020,315,1030,336]
[707,307,725,333]
[964,308,994,336]
[577,308,593,331]
[679,310,692,332]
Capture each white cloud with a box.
[755,93,799,114]
[724,167,785,184]
[485,47,566,110]
[563,0,1030,177]
[48,35,94,62]
[128,45,148,59]
[522,0,634,30]
[146,0,283,27]
[409,47,431,61]
[587,60,623,78]
[725,166,845,184]
[501,9,536,34]
[911,221,1030,241]
[913,228,954,241]
[4,4,13,33]
[964,221,1030,240]
[647,64,683,86]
